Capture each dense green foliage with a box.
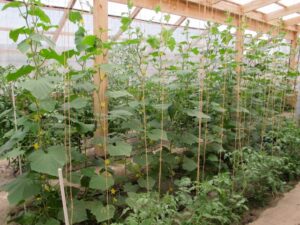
[0,1,300,225]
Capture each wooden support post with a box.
[93,0,108,156]
[234,16,244,151]
[290,31,298,71]
[289,32,300,123]
[235,17,244,75]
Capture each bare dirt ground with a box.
[0,160,14,225]
[249,183,300,225]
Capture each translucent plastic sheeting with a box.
[227,0,252,5]
[256,4,283,14]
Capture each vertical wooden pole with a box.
[234,15,244,179]
[289,31,298,72]
[93,0,108,156]
[235,17,244,75]
[290,32,300,123]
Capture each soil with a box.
[248,183,300,225]
[0,159,14,225]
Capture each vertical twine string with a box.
[157,0,168,195]
[196,0,206,187]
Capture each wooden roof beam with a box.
[174,16,187,26]
[209,0,222,4]
[170,16,187,32]
[112,7,142,41]
[243,0,279,13]
[110,0,297,39]
[52,0,76,42]
[267,3,300,21]
[285,16,300,26]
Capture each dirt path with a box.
[249,183,300,225]
[0,160,14,225]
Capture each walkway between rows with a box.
[249,183,300,225]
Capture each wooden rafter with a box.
[52,0,76,42]
[243,0,279,13]
[170,16,186,31]
[289,31,299,70]
[267,3,300,21]
[112,7,141,41]
[174,16,187,26]
[285,16,300,26]
[209,0,222,4]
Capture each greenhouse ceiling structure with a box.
[1,0,300,157]
[2,1,300,224]
[0,0,300,70]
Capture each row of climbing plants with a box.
[1,1,300,224]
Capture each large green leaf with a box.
[70,97,88,109]
[1,173,40,205]
[88,203,115,223]
[28,146,66,177]
[30,33,55,48]
[21,78,53,100]
[109,109,133,120]
[4,147,25,159]
[40,48,76,65]
[89,174,114,191]
[0,129,28,153]
[17,39,31,53]
[181,133,199,145]
[108,141,132,157]
[40,99,57,112]
[6,65,34,81]
[45,218,60,225]
[182,157,197,172]
[28,7,50,23]
[186,109,211,120]
[2,2,22,10]
[69,11,83,23]
[148,129,168,141]
[137,177,156,189]
[106,90,133,98]
[9,27,31,42]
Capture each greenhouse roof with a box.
[1,0,300,40]
[1,0,300,63]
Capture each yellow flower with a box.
[33,143,39,150]
[100,101,106,108]
[33,114,41,121]
[80,18,84,25]
[110,188,116,195]
[105,159,110,166]
[44,185,50,192]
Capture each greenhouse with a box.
[1,0,300,224]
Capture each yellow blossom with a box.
[33,143,39,150]
[105,159,110,166]
[111,188,116,195]
[33,114,40,121]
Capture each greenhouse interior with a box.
[1,0,300,224]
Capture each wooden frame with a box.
[52,0,76,42]
[2,0,300,152]
[93,0,108,156]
